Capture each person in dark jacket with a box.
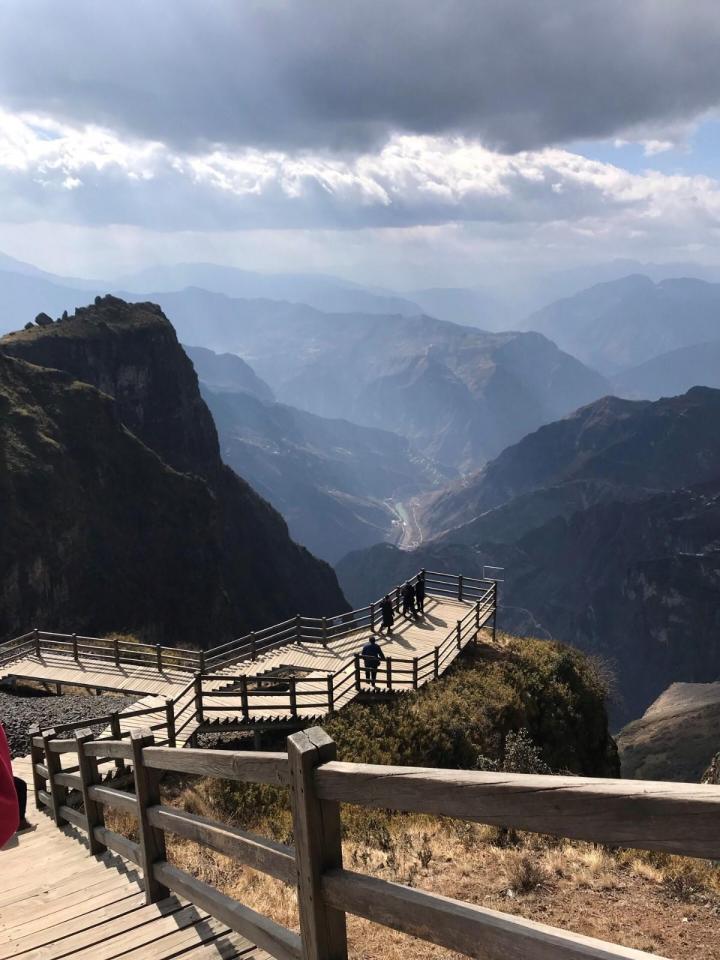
[415,575,425,616]
[401,581,418,620]
[360,636,386,688]
[379,594,394,634]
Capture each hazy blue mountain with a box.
[185,343,275,403]
[116,262,422,316]
[408,287,506,330]
[0,270,102,335]
[153,287,609,472]
[0,250,99,290]
[613,340,720,400]
[203,382,451,563]
[525,274,720,373]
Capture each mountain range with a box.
[526,274,720,374]
[156,288,609,472]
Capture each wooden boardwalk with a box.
[0,756,272,959]
[0,573,498,746]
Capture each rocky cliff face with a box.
[0,297,347,643]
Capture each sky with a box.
[1,0,720,287]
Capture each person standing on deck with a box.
[379,594,394,634]
[402,581,418,620]
[415,575,426,616]
[360,636,386,689]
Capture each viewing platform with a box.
[0,571,498,750]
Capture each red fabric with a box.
[0,723,19,846]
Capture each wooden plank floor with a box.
[0,758,272,959]
[0,654,192,698]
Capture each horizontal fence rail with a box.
[28,723,711,960]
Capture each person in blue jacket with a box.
[360,636,386,689]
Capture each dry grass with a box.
[104,784,720,960]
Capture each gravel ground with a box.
[0,687,137,757]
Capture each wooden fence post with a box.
[72,632,78,661]
[165,699,176,747]
[194,675,204,725]
[322,618,328,647]
[75,729,106,856]
[34,628,40,658]
[130,730,169,905]
[42,729,66,826]
[354,654,361,691]
[456,620,462,650]
[458,575,464,602]
[156,644,163,672]
[29,726,43,808]
[113,635,120,667]
[289,677,298,718]
[296,615,302,642]
[369,603,375,634]
[199,649,206,673]
[287,727,348,960]
[434,646,440,680]
[475,600,480,631]
[386,656,393,692]
[110,712,126,772]
[412,657,419,690]
[327,675,334,713]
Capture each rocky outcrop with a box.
[0,297,347,644]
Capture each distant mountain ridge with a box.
[526,274,720,373]
[423,388,720,539]
[154,287,610,472]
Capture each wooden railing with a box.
[1,570,498,686]
[197,579,498,723]
[30,723,718,960]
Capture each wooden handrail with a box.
[31,723,692,960]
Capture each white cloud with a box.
[2,108,720,284]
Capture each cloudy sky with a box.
[1,0,720,286]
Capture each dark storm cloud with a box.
[1,0,719,153]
